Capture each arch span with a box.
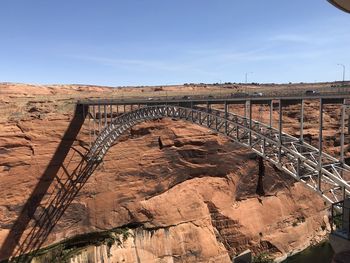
[88,105,350,204]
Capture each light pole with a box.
[245,72,253,84]
[337,63,345,83]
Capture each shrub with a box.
[253,253,273,263]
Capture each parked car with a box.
[182,95,191,99]
[252,92,263,97]
[305,90,320,95]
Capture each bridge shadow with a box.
[0,104,101,262]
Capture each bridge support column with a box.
[88,105,91,148]
[92,105,96,141]
[225,101,228,135]
[297,100,304,177]
[340,100,347,200]
[269,100,273,128]
[191,101,194,123]
[110,104,113,124]
[318,99,323,191]
[98,104,101,133]
[249,100,252,146]
[104,104,107,126]
[300,99,304,144]
[278,100,282,163]
[341,100,346,165]
[206,102,210,127]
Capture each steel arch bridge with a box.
[3,95,350,262]
[79,96,350,204]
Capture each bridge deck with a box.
[77,94,350,106]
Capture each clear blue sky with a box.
[0,0,349,86]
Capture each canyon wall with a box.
[0,84,348,262]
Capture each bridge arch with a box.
[87,104,350,204]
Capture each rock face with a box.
[0,83,348,262]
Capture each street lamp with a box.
[337,63,345,83]
[245,72,253,84]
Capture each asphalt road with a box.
[78,93,350,106]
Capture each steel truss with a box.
[86,104,350,204]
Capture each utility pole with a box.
[245,72,253,84]
[337,64,345,84]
